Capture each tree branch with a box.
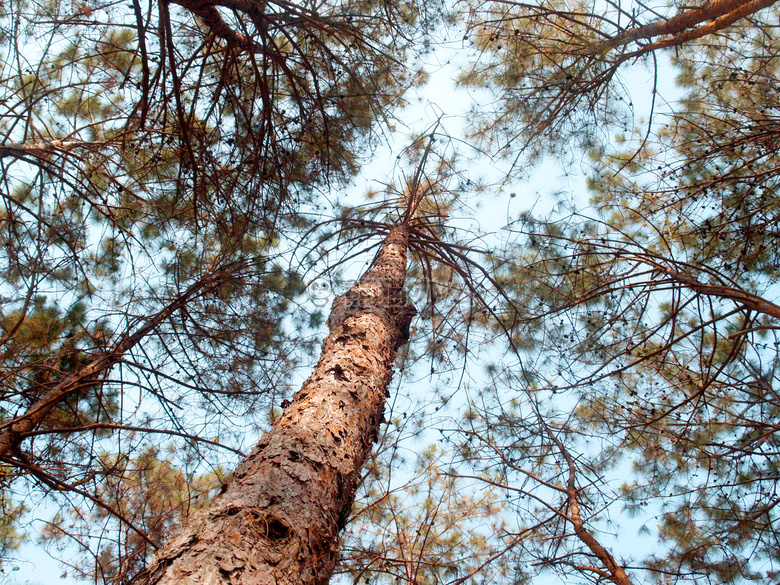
[0,139,104,159]
[603,0,777,55]
[539,407,635,585]
[0,267,228,459]
[636,257,780,321]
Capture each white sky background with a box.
[4,13,686,585]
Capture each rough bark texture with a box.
[137,225,415,585]
[170,0,254,49]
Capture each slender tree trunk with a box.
[137,225,416,585]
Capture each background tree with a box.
[458,0,779,164]
[442,0,780,583]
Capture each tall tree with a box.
[9,0,780,582]
[0,0,429,574]
[137,219,416,585]
[133,131,496,584]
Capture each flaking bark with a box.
[137,225,415,585]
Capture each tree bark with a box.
[170,0,254,49]
[136,225,416,585]
[0,139,103,159]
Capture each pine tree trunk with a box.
[137,225,415,585]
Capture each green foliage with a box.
[6,0,780,582]
[0,296,117,430]
[39,444,223,583]
[0,479,25,571]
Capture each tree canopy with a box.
[2,0,780,584]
